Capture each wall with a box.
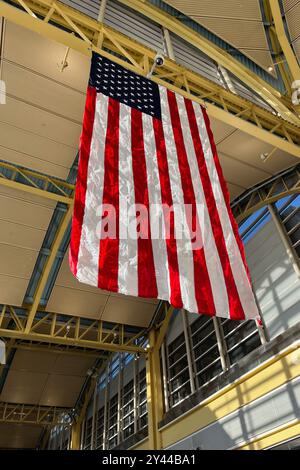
[245,217,300,340]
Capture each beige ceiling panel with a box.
[227,182,245,200]
[210,119,236,145]
[0,423,42,449]
[109,291,158,304]
[0,188,54,228]
[165,0,262,20]
[40,374,84,407]
[46,285,108,318]
[218,152,269,189]
[0,244,39,279]
[0,370,48,404]
[55,254,110,295]
[217,130,298,175]
[52,355,94,376]
[1,95,81,149]
[286,3,300,41]
[0,219,45,251]
[101,296,156,327]
[4,21,90,92]
[0,144,70,180]
[283,0,300,12]
[11,350,58,374]
[0,121,76,178]
[242,49,273,71]
[0,274,29,305]
[293,37,300,63]
[165,0,269,68]
[196,17,268,51]
[2,61,86,123]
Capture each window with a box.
[167,333,191,406]
[95,407,104,450]
[83,416,93,450]
[191,316,222,387]
[138,368,148,430]
[221,318,260,365]
[122,379,135,440]
[107,394,118,449]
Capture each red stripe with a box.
[131,108,158,298]
[98,97,120,292]
[152,117,183,308]
[69,86,97,277]
[202,106,251,282]
[185,98,245,320]
[167,90,215,315]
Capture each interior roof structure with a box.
[0,0,299,449]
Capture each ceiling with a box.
[164,0,274,72]
[283,0,300,63]
[0,2,299,449]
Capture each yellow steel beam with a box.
[0,305,146,354]
[12,341,108,358]
[0,161,74,204]
[146,329,164,450]
[159,341,300,449]
[0,401,71,425]
[269,0,300,85]
[154,305,174,352]
[1,1,300,158]
[24,204,73,333]
[118,0,300,126]
[131,340,300,450]
[262,1,292,94]
[0,176,73,205]
[70,420,81,450]
[232,163,300,222]
[238,420,300,450]
[0,326,145,353]
[70,355,112,449]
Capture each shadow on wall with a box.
[245,216,300,340]
[167,349,300,450]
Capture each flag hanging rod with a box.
[1,0,300,159]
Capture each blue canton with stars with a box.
[89,52,162,120]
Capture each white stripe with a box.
[175,94,230,318]
[159,86,198,313]
[142,112,171,301]
[193,102,258,319]
[118,104,138,296]
[77,93,109,286]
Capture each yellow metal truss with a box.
[0,305,147,354]
[0,160,74,205]
[232,163,300,222]
[118,0,300,124]
[1,0,300,158]
[0,401,71,425]
[269,0,300,86]
[24,205,73,333]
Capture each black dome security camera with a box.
[155,53,165,66]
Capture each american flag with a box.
[69,51,258,321]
